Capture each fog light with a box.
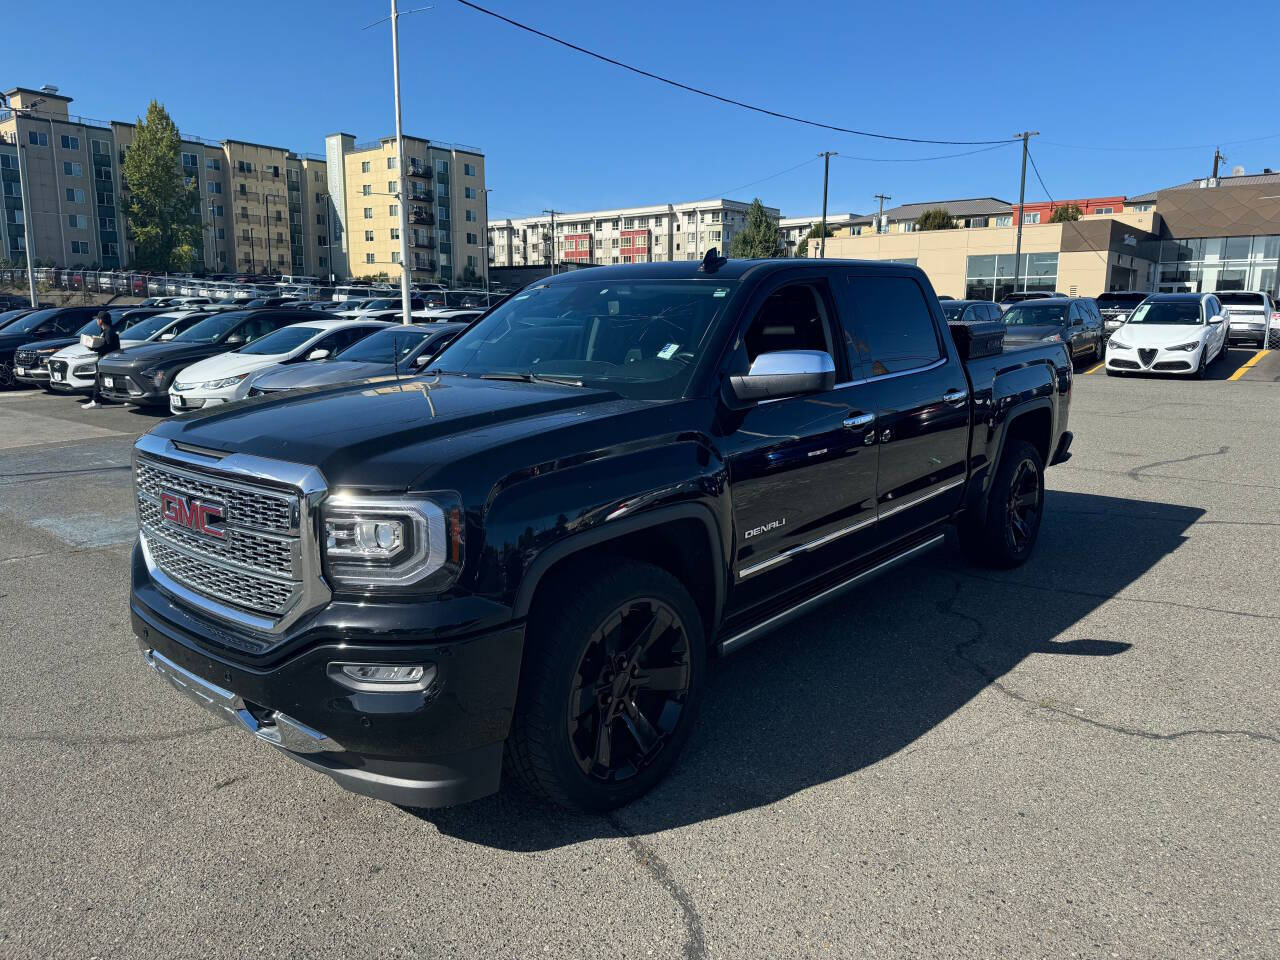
[329,661,437,692]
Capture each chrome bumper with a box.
[143,647,341,755]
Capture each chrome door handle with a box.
[843,412,875,429]
[942,388,968,403]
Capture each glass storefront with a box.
[1157,235,1279,294]
[964,253,1058,301]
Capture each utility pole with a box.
[482,187,492,305]
[1011,130,1039,299]
[390,0,413,324]
[15,132,39,307]
[873,193,891,235]
[818,151,836,258]
[209,198,220,274]
[1211,147,1225,179]
[542,208,560,274]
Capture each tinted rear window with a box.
[845,276,942,375]
[1217,293,1266,306]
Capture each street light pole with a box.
[390,0,413,325]
[1011,130,1039,299]
[15,134,39,307]
[482,187,492,305]
[543,208,560,275]
[818,151,836,258]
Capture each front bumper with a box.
[48,358,96,392]
[1227,321,1267,343]
[98,369,168,405]
[130,542,524,807]
[1106,343,1202,375]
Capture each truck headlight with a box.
[321,493,464,592]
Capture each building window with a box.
[63,161,84,177]
[387,156,397,169]
[316,213,327,225]
[68,214,89,229]
[463,162,476,177]
[103,242,119,257]
[389,204,398,217]
[620,237,632,248]
[1094,206,1114,215]
[269,165,280,177]
[61,134,80,150]
[965,252,1058,301]
[465,209,477,222]
[28,131,48,146]
[466,232,477,245]
[317,235,328,247]
[64,187,85,203]
[206,156,221,170]
[361,161,371,173]
[207,181,221,194]
[1023,212,1040,225]
[1130,203,1154,213]
[391,251,401,264]
[388,180,397,194]
[365,230,374,241]
[97,191,114,207]
[366,253,376,264]
[993,215,1012,227]
[364,207,373,219]
[91,138,110,156]
[212,204,223,217]
[464,186,476,199]
[181,152,198,167]
[70,240,90,255]
[362,184,372,196]
[390,228,400,240]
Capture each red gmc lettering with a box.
[160,491,226,540]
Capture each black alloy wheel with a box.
[0,362,13,389]
[567,597,692,784]
[1005,457,1041,554]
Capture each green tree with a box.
[915,208,957,231]
[729,198,781,258]
[122,101,201,271]
[1050,203,1083,223]
[795,221,833,258]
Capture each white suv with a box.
[1218,291,1277,348]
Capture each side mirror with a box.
[729,350,835,402]
[225,333,246,346]
[1209,315,1223,325]
[159,332,176,341]
[306,348,330,361]
[412,352,432,368]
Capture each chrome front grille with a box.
[14,349,40,368]
[135,454,306,623]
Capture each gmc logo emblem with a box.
[160,489,227,541]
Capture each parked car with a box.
[413,307,483,324]
[1105,292,1229,378]
[129,258,1072,811]
[999,290,1065,307]
[1001,297,1103,364]
[1095,292,1150,341]
[15,314,116,390]
[47,309,197,395]
[245,321,468,396]
[939,300,1004,324]
[1,306,102,388]
[0,308,37,332]
[168,318,391,411]
[1218,291,1277,348]
[97,308,320,407]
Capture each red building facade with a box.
[1010,196,1126,225]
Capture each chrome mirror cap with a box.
[730,350,836,402]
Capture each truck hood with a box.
[252,360,396,391]
[1113,323,1207,347]
[147,374,648,490]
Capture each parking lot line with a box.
[1228,349,1270,381]
[1083,361,1106,375]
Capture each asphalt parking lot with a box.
[1,346,1278,959]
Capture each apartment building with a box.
[325,133,486,287]
[488,198,779,269]
[778,213,861,256]
[1,85,332,277]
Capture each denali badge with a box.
[160,489,227,541]
[744,518,785,539]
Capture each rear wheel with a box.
[506,559,705,811]
[961,440,1045,569]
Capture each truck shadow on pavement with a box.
[412,491,1203,850]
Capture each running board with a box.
[717,532,947,656]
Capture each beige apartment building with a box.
[325,133,486,287]
[488,198,780,269]
[2,85,332,277]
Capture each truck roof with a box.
[537,258,924,285]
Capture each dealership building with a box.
[810,172,1280,300]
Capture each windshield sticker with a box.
[714,288,728,298]
[657,343,680,360]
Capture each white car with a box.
[47,310,213,394]
[168,318,391,411]
[1105,292,1229,378]
[1217,291,1277,348]
[412,307,483,323]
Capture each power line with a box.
[451,0,1014,147]
[1041,131,1280,153]
[834,141,1015,163]
[1024,146,1109,267]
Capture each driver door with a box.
[722,275,880,619]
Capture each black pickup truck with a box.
[129,256,1073,811]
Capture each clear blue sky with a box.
[7,0,1278,218]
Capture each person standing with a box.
[82,311,120,409]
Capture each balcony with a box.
[237,213,263,225]
[411,237,436,250]
[410,210,434,226]
[409,190,434,204]
[407,162,432,179]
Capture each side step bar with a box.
[717,532,947,656]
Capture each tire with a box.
[1192,348,1207,379]
[960,439,1045,569]
[1105,367,1120,377]
[506,558,706,811]
[0,363,13,389]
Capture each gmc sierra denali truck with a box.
[129,255,1073,811]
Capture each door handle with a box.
[942,388,968,403]
[843,412,875,429]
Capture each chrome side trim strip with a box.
[738,513,878,580]
[719,533,946,656]
[877,477,965,520]
[832,356,948,390]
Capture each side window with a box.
[1068,304,1082,325]
[845,276,943,376]
[986,304,1003,322]
[742,281,835,365]
[320,328,367,353]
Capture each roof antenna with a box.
[699,246,728,273]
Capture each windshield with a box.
[172,311,248,343]
[3,308,61,335]
[1003,302,1068,326]
[335,326,433,363]
[76,319,103,336]
[1126,301,1203,325]
[236,325,319,355]
[431,279,738,400]
[123,313,183,341]
[0,309,29,328]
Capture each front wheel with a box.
[1192,348,1208,379]
[960,440,1045,569]
[506,559,706,811]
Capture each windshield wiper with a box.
[480,371,584,386]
